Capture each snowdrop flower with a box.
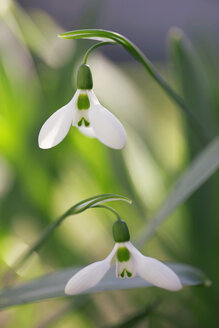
[65,220,182,295]
[38,64,127,149]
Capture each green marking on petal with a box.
[77,94,90,110]
[117,247,130,262]
[119,268,132,278]
[77,117,90,127]
[84,118,90,127]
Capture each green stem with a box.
[11,194,131,271]
[92,204,122,221]
[59,29,209,143]
[83,41,112,64]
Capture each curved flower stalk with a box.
[65,220,182,295]
[38,64,127,150]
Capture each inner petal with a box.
[116,247,136,278]
[72,109,90,127]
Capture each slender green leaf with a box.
[136,136,219,247]
[168,28,218,137]
[0,263,210,309]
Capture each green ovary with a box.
[77,94,90,110]
[117,247,130,262]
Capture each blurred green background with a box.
[0,0,219,327]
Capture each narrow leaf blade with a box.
[168,28,217,137]
[136,136,219,246]
[0,263,210,309]
[58,29,120,43]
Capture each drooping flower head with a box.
[38,64,127,149]
[65,220,182,295]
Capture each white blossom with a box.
[65,241,182,295]
[38,89,126,150]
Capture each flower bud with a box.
[112,220,130,242]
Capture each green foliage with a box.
[136,136,219,246]
[0,263,209,309]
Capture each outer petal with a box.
[89,105,127,149]
[127,243,182,291]
[65,260,110,295]
[38,104,74,149]
[65,244,118,296]
[87,90,100,106]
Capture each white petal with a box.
[38,104,73,149]
[87,90,100,106]
[65,260,110,295]
[89,105,127,149]
[65,244,118,296]
[127,243,182,291]
[78,126,96,138]
[137,255,182,291]
[106,243,119,262]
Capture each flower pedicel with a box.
[65,220,182,295]
[38,64,127,150]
